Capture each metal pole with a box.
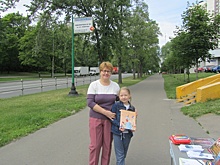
[55,77,57,90]
[68,15,78,96]
[21,79,24,95]
[52,29,55,78]
[40,78,43,92]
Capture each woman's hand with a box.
[104,110,115,120]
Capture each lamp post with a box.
[68,15,78,96]
[52,27,55,78]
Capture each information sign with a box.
[74,17,94,34]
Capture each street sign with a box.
[74,17,94,34]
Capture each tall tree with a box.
[25,0,130,63]
[0,12,28,73]
[125,1,160,78]
[180,4,220,79]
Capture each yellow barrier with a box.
[205,78,220,85]
[196,82,220,102]
[176,74,220,99]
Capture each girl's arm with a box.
[111,104,120,127]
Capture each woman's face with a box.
[100,67,112,80]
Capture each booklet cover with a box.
[209,137,220,156]
[169,134,191,145]
[120,110,137,131]
[179,157,211,165]
[190,137,215,149]
[186,151,214,160]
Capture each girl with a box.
[111,87,136,165]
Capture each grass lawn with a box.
[0,76,147,147]
[163,72,220,118]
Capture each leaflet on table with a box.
[179,157,211,165]
[209,137,220,156]
[178,144,204,152]
[186,151,214,160]
[190,137,215,149]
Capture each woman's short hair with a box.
[99,61,113,72]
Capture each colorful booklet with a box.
[190,137,215,149]
[120,110,137,131]
[209,137,220,156]
[169,134,191,145]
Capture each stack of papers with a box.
[187,151,214,160]
[179,158,206,165]
[178,144,204,152]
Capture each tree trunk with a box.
[132,61,136,79]
[118,56,122,84]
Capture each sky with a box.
[1,0,198,47]
[146,0,198,47]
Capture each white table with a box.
[169,140,215,165]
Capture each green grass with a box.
[181,99,220,118]
[0,75,148,147]
[0,87,87,147]
[163,72,220,118]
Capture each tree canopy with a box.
[161,2,220,81]
[0,0,161,80]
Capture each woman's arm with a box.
[87,94,115,120]
[93,104,115,120]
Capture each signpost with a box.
[74,17,94,34]
[68,16,94,96]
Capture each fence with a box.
[0,75,99,98]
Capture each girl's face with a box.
[119,89,130,104]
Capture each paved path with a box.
[0,74,218,165]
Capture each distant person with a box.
[111,87,137,165]
[87,61,120,165]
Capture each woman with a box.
[87,61,120,165]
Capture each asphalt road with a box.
[0,74,132,98]
[0,74,211,165]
